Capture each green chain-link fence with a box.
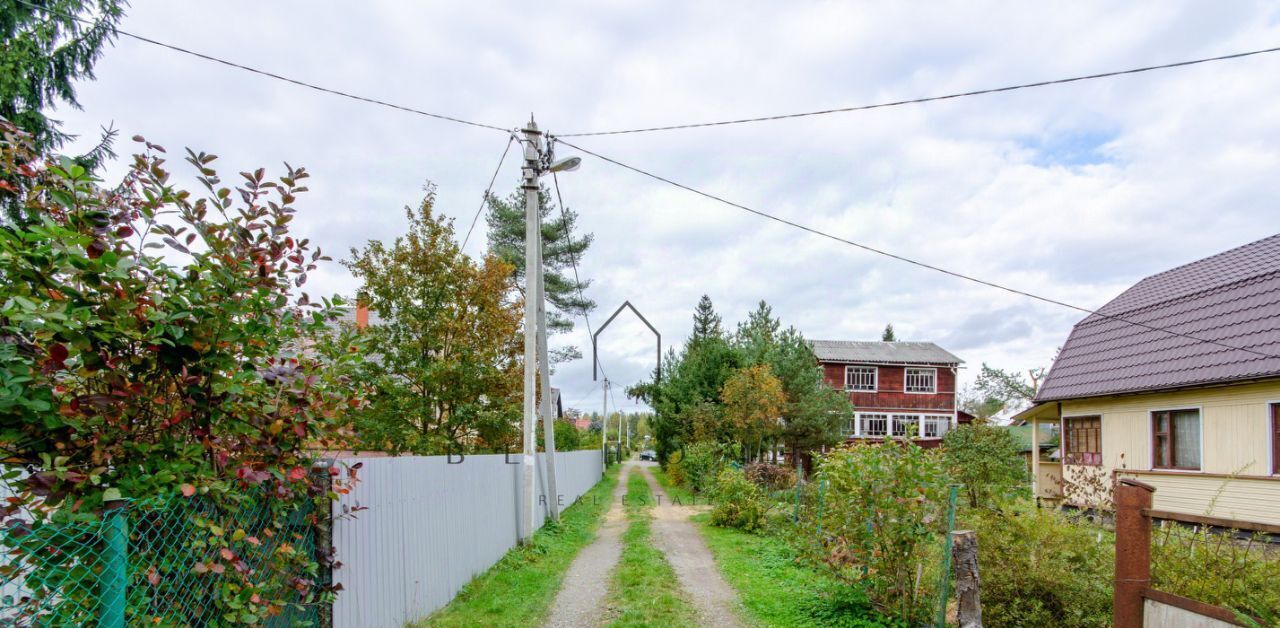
[0,495,324,626]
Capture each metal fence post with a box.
[934,484,959,628]
[101,499,128,628]
[1114,478,1154,628]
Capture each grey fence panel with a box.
[330,450,604,628]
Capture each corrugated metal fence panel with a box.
[330,450,604,628]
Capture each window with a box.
[891,415,915,437]
[905,368,936,393]
[923,415,951,438]
[845,366,877,392]
[861,413,888,437]
[1273,404,1279,475]
[843,415,857,436]
[1064,416,1101,466]
[1152,409,1201,470]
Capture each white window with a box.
[905,368,937,393]
[845,366,877,392]
[923,415,951,438]
[891,415,915,437]
[861,413,888,437]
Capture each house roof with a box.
[809,340,963,365]
[1036,234,1280,402]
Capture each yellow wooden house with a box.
[1014,234,1280,531]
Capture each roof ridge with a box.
[1082,267,1280,326]
[1127,233,1280,287]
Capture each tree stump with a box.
[952,529,982,627]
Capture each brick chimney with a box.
[355,301,369,330]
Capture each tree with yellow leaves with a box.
[720,364,786,462]
[344,185,523,454]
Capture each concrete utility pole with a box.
[536,227,560,521]
[520,118,542,543]
[600,378,609,470]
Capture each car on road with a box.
[639,450,657,461]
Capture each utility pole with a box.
[536,227,560,521]
[600,378,609,470]
[520,118,541,544]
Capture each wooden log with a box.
[952,529,982,627]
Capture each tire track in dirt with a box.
[544,463,631,628]
[636,462,743,628]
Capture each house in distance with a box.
[811,340,970,447]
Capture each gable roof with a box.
[1036,234,1280,402]
[809,340,962,365]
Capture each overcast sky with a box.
[58,1,1280,413]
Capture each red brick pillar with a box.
[1114,478,1155,628]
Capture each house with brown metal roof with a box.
[1014,234,1280,531]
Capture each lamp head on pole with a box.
[548,156,581,173]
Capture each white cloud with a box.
[56,0,1280,411]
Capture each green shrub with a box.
[709,468,769,532]
[962,506,1113,628]
[803,443,949,624]
[745,461,796,491]
[677,441,731,493]
[1152,523,1280,621]
[942,424,1028,509]
[665,451,688,487]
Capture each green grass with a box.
[418,466,620,627]
[696,514,893,628]
[605,471,699,627]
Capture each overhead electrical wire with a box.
[558,44,1280,137]
[552,136,1280,361]
[18,0,509,133]
[461,134,517,250]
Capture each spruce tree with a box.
[690,294,723,343]
[882,324,896,341]
[1,0,127,222]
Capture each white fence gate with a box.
[327,450,604,627]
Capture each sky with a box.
[57,0,1280,413]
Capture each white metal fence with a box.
[328,450,604,627]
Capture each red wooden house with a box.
[812,340,970,447]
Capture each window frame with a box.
[904,367,937,394]
[1269,403,1279,476]
[1150,407,1203,471]
[923,415,951,438]
[844,365,878,392]
[859,413,888,438]
[1062,415,1102,466]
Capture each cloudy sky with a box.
[59,1,1280,413]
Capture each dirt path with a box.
[637,462,743,628]
[544,463,631,628]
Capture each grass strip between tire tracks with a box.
[605,469,699,627]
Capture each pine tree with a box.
[882,324,896,341]
[690,294,724,343]
[485,183,594,358]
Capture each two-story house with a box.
[812,340,968,447]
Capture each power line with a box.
[18,0,509,133]
[559,44,1280,137]
[553,137,1280,361]
[461,134,517,250]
